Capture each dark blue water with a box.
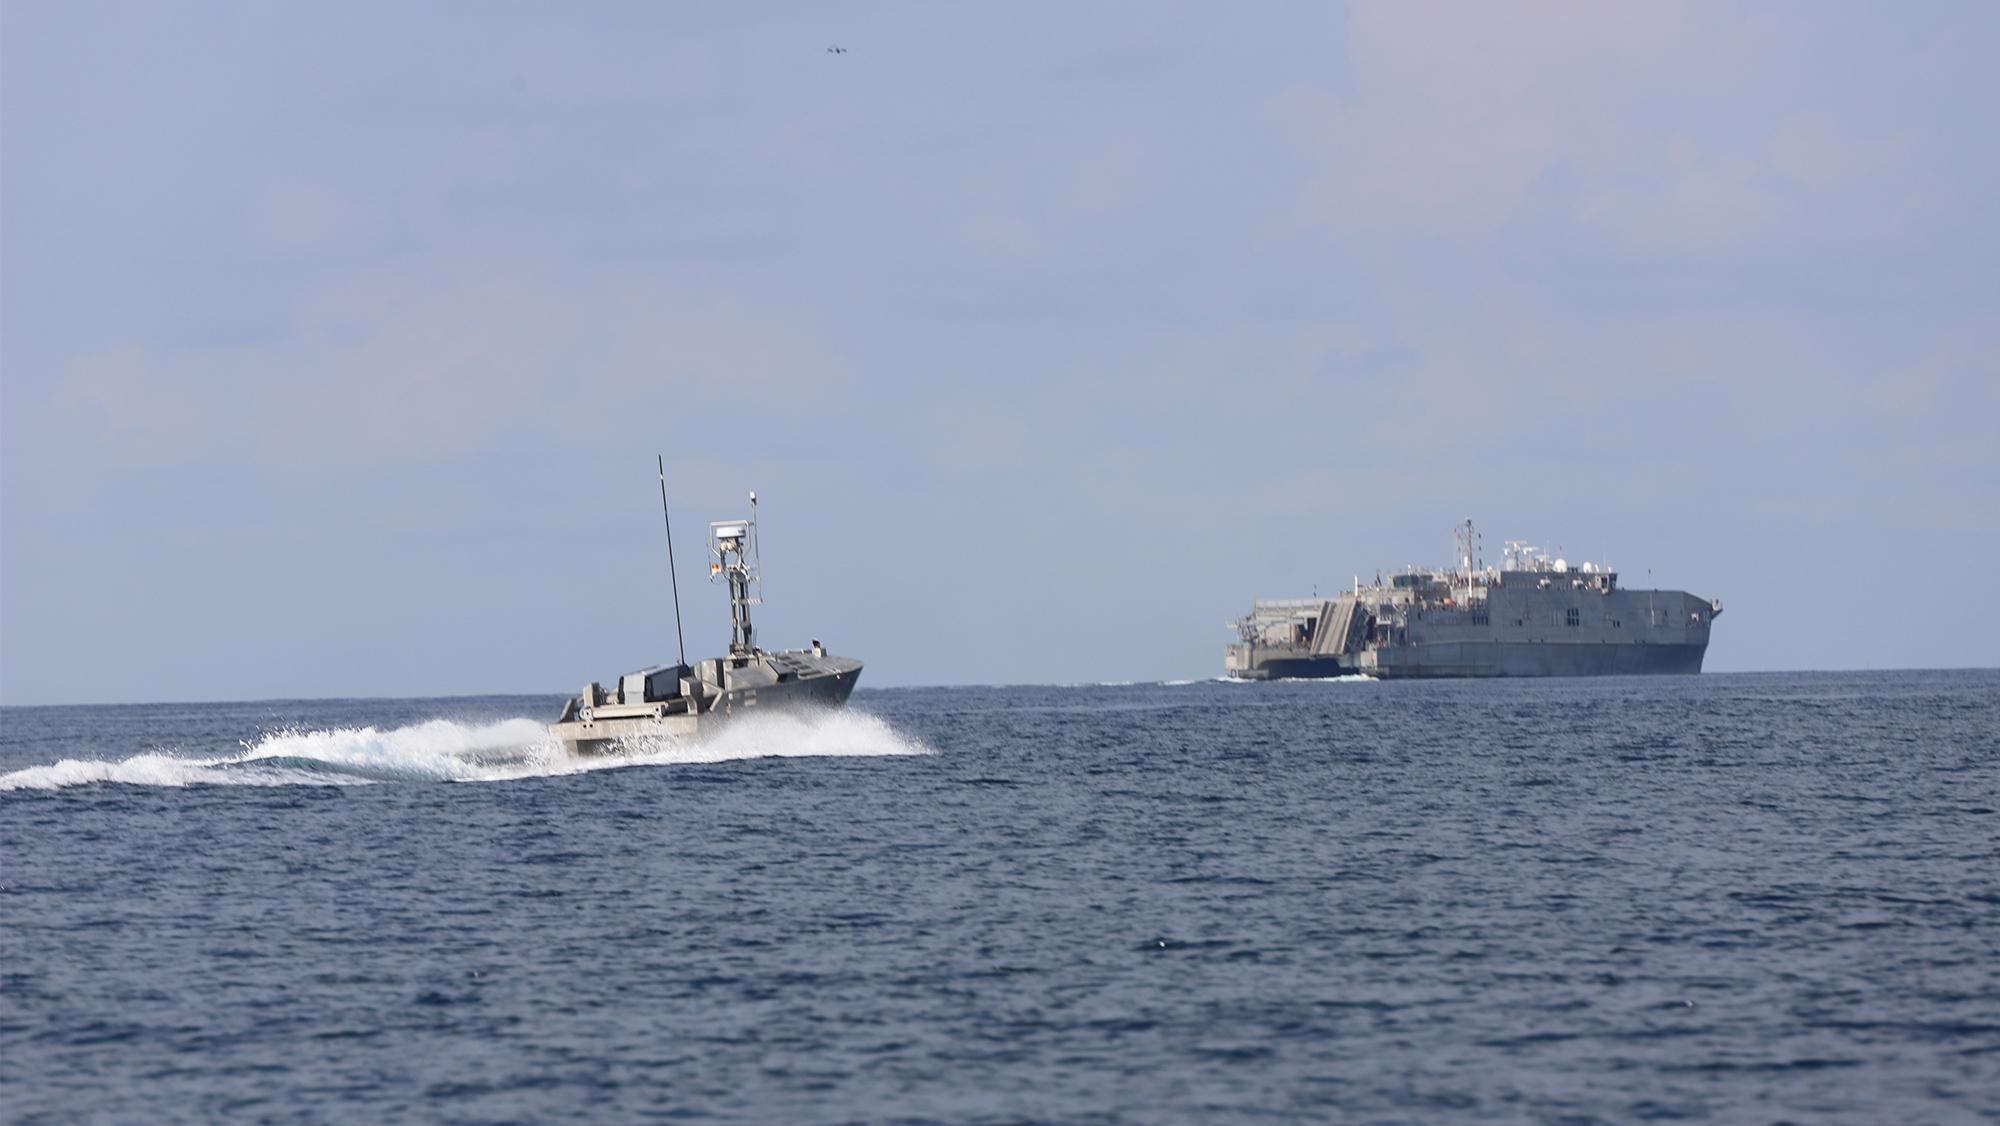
[3,671,1997,1122]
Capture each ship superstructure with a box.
[1225,520,1721,679]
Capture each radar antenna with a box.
[710,491,763,655]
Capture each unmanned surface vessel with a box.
[551,476,862,754]
[1225,520,1721,679]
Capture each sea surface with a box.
[2,671,1997,1123]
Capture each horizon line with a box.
[2,666,1996,710]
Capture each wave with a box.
[0,710,928,792]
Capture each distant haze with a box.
[3,2,1995,704]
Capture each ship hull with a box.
[715,665,861,710]
[1230,642,1707,680]
[1230,654,1354,680]
[551,659,861,755]
[1363,641,1707,679]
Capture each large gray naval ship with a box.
[1225,520,1722,679]
[551,479,862,754]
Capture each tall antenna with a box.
[710,494,762,655]
[1454,517,1479,603]
[656,455,687,668]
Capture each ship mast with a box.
[1454,517,1480,603]
[710,492,764,655]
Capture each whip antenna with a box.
[657,455,688,668]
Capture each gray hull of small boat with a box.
[549,651,862,756]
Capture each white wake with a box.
[0,710,928,792]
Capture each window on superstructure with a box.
[1565,607,1580,628]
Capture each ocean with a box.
[2,671,1996,1122]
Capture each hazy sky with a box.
[3,1,1996,704]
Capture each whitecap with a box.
[0,709,928,792]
